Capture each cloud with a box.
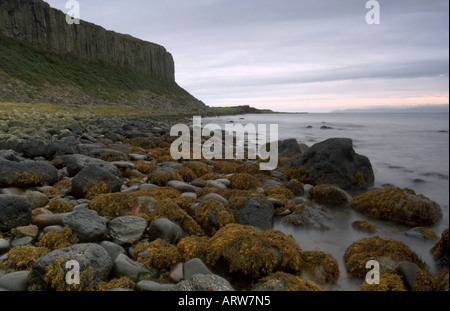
[45,0,449,111]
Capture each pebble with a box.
[10,236,34,247]
[169,262,184,283]
[139,183,159,191]
[32,213,71,228]
[42,225,64,234]
[202,193,227,205]
[167,180,197,193]
[215,178,231,186]
[206,180,227,189]
[190,180,206,188]
[11,225,39,239]
[183,258,213,280]
[0,271,30,291]
[0,238,10,254]
[137,280,174,291]
[181,192,197,199]
[113,253,157,282]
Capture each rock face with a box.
[0,0,174,81]
[290,138,374,190]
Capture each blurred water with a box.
[204,112,449,291]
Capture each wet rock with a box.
[113,253,157,282]
[99,240,127,262]
[0,159,58,187]
[431,229,449,268]
[31,243,113,290]
[278,138,302,158]
[351,220,377,233]
[351,187,443,226]
[0,238,10,254]
[230,196,274,230]
[252,272,322,291]
[54,154,120,177]
[167,180,197,193]
[0,271,30,291]
[0,194,32,232]
[62,209,108,242]
[290,138,374,190]
[139,183,159,191]
[108,216,148,245]
[32,213,70,228]
[71,165,123,198]
[282,199,331,230]
[183,258,212,280]
[147,218,186,244]
[405,227,438,240]
[202,193,227,205]
[169,262,184,283]
[24,190,49,209]
[10,236,34,247]
[309,184,352,205]
[42,225,64,234]
[137,280,174,291]
[206,180,227,189]
[11,225,39,239]
[397,261,420,290]
[285,179,304,196]
[171,274,234,291]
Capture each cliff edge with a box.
[0,0,209,113]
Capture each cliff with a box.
[0,0,209,113]
[0,0,174,81]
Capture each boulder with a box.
[53,154,120,177]
[0,271,30,291]
[229,197,273,230]
[0,194,32,232]
[147,218,187,244]
[113,254,157,282]
[31,243,113,290]
[278,138,302,158]
[0,159,58,187]
[351,188,443,226]
[62,209,109,242]
[71,165,123,198]
[309,184,352,205]
[289,138,374,190]
[108,216,148,245]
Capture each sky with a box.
[45,0,449,112]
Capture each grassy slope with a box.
[0,35,196,104]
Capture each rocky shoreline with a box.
[0,108,448,291]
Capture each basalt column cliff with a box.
[0,0,208,112]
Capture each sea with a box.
[203,112,449,291]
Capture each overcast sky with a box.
[45,0,449,112]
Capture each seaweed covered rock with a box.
[205,224,303,278]
[0,194,32,232]
[264,186,295,203]
[343,236,425,278]
[176,235,209,262]
[227,197,273,230]
[30,243,113,291]
[149,167,181,186]
[2,245,49,271]
[195,199,235,235]
[289,138,374,190]
[281,198,331,230]
[309,184,352,205]
[252,272,322,291]
[350,188,443,226]
[132,238,181,270]
[230,173,261,190]
[0,158,58,187]
[361,273,406,291]
[71,165,123,198]
[89,191,159,217]
[285,179,304,196]
[351,220,377,233]
[181,161,212,178]
[431,229,449,268]
[301,251,340,284]
[37,226,79,250]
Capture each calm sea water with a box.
[203,113,449,291]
